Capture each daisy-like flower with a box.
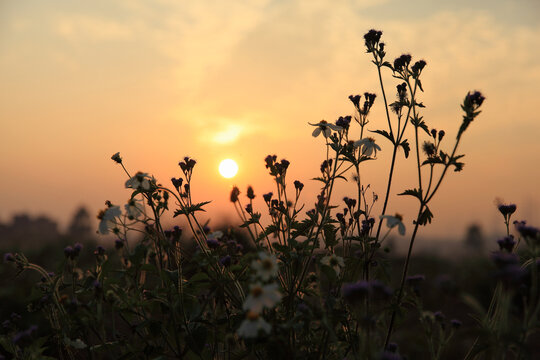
[309,120,342,138]
[237,311,271,338]
[321,254,345,276]
[125,172,153,191]
[125,198,144,219]
[380,214,406,236]
[354,137,381,157]
[243,283,281,314]
[252,252,279,281]
[97,206,121,234]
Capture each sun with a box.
[219,159,238,178]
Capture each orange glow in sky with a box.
[1,0,539,243]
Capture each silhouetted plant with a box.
[3,29,538,360]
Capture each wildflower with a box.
[64,246,74,258]
[309,120,342,138]
[497,235,516,252]
[294,180,304,192]
[243,283,281,314]
[12,325,38,345]
[171,177,183,191]
[422,141,436,157]
[335,116,351,131]
[438,130,445,141]
[97,206,121,235]
[237,311,271,338]
[349,94,362,109]
[354,137,381,157]
[111,152,122,164]
[466,91,485,108]
[450,319,462,329]
[343,197,356,209]
[247,186,255,199]
[411,59,427,77]
[230,186,240,203]
[219,255,231,267]
[125,172,153,191]
[363,29,382,52]
[245,203,253,214]
[263,192,273,203]
[370,280,393,300]
[515,223,539,239]
[252,252,279,281]
[393,54,412,72]
[3,253,14,263]
[498,204,517,217]
[380,214,406,236]
[73,243,83,256]
[321,254,345,276]
[125,198,144,219]
[206,238,219,249]
[342,281,370,304]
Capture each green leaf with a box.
[173,201,211,217]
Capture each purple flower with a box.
[206,238,219,249]
[64,246,74,258]
[497,235,516,252]
[73,242,83,255]
[294,180,304,191]
[498,204,517,217]
[342,281,370,303]
[516,223,539,239]
[219,255,231,267]
[3,253,14,263]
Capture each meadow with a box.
[1,29,539,360]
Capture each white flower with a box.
[354,137,381,157]
[207,231,223,240]
[251,252,279,281]
[380,214,406,236]
[125,172,153,191]
[243,283,281,314]
[309,120,342,138]
[321,254,345,276]
[125,198,144,219]
[98,206,121,234]
[237,311,271,338]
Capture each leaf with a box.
[173,201,211,217]
[417,206,433,226]
[398,188,422,201]
[370,129,395,144]
[399,139,410,158]
[417,79,424,92]
[323,224,338,248]
[461,294,486,317]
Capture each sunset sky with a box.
[1,0,539,243]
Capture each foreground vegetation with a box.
[2,29,539,359]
